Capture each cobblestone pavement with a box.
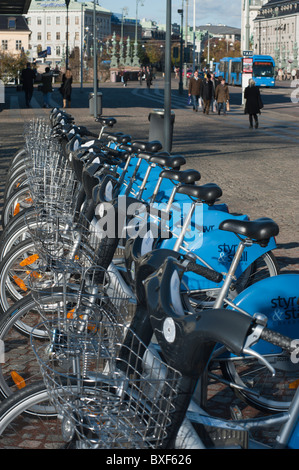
[0,78,299,448]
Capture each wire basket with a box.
[31,318,181,449]
[24,210,102,267]
[25,165,79,214]
[28,265,133,326]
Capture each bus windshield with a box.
[252,62,274,78]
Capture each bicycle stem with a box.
[213,239,247,309]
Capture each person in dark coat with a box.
[188,70,202,112]
[61,69,73,108]
[201,73,214,114]
[41,67,52,108]
[21,62,36,107]
[244,79,263,128]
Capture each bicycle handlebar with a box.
[260,328,295,354]
[185,260,223,284]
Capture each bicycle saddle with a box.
[176,183,222,205]
[95,117,117,127]
[219,217,279,246]
[159,169,201,184]
[102,132,131,145]
[150,154,186,169]
[131,141,163,153]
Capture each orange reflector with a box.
[27,271,42,279]
[24,197,33,203]
[13,276,28,291]
[13,203,20,216]
[11,371,26,389]
[67,308,75,319]
[289,379,299,389]
[19,254,39,267]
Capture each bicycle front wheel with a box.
[0,381,74,449]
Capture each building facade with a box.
[26,0,112,66]
[253,0,299,69]
[241,0,268,52]
[0,15,30,55]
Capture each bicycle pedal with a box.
[230,405,243,420]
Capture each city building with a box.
[25,0,112,66]
[241,0,268,52]
[111,13,142,41]
[0,15,31,55]
[253,0,299,70]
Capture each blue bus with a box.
[214,55,275,87]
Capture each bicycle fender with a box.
[228,274,299,359]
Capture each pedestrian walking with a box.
[201,73,214,114]
[60,69,73,108]
[123,71,128,87]
[188,70,202,112]
[41,67,52,108]
[215,78,229,115]
[146,66,152,89]
[244,79,263,129]
[21,62,36,107]
[210,73,218,112]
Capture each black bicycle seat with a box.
[159,169,201,184]
[176,183,222,205]
[219,217,279,246]
[131,141,163,153]
[150,154,186,169]
[95,117,117,127]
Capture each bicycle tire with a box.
[0,377,159,449]
[3,168,28,203]
[0,227,103,313]
[0,381,71,448]
[0,287,124,400]
[1,185,33,228]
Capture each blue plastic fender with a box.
[228,274,299,357]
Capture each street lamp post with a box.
[120,7,128,65]
[65,0,70,69]
[164,0,172,152]
[93,0,98,118]
[132,0,143,67]
[178,6,183,94]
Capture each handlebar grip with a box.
[260,328,295,354]
[186,261,223,284]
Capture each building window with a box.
[1,40,8,50]
[56,16,60,25]
[75,16,79,25]
[8,17,16,29]
[37,17,42,25]
[47,32,51,40]
[47,17,51,25]
[75,32,79,41]
[16,40,22,50]
[56,46,61,56]
[37,32,42,41]
[56,32,60,40]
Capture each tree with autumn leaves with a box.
[0,51,28,84]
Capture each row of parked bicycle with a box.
[0,108,298,449]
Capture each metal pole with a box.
[164,0,172,152]
[192,0,196,71]
[65,0,70,69]
[93,0,98,118]
[178,4,183,94]
[183,0,188,88]
[80,2,84,91]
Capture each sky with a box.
[97,0,242,28]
